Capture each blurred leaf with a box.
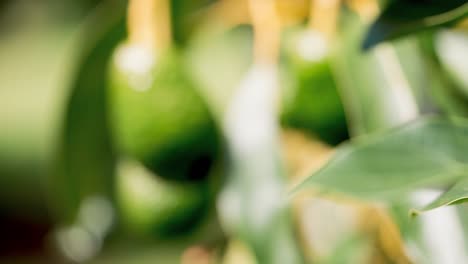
[363,0,468,50]
[435,29,468,98]
[48,0,107,19]
[413,177,468,214]
[0,5,79,219]
[291,116,468,203]
[171,0,217,45]
[418,31,468,117]
[50,0,126,223]
[425,55,468,116]
[332,11,422,136]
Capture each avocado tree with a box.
[48,0,468,263]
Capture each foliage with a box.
[50,1,126,224]
[291,116,468,213]
[363,0,468,49]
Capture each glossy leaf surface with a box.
[363,0,468,49]
[291,117,468,206]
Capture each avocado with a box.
[107,45,220,182]
[116,158,208,237]
[281,29,349,145]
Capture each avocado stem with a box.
[203,0,250,29]
[248,0,281,65]
[127,0,172,53]
[308,0,341,40]
[346,0,379,23]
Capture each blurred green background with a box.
[1,0,468,263]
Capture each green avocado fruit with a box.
[107,45,220,182]
[116,158,208,237]
[281,29,349,145]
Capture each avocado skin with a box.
[108,48,220,182]
[281,31,349,146]
[116,158,209,237]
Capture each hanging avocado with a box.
[108,47,219,182]
[105,0,221,238]
[281,28,349,146]
[116,158,209,237]
[107,0,220,182]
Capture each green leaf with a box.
[435,30,468,98]
[363,0,468,50]
[49,1,126,224]
[417,31,468,117]
[412,177,468,215]
[290,116,468,202]
[332,10,424,136]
